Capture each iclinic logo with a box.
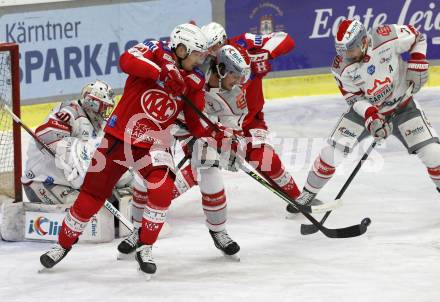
[140,89,177,123]
[28,216,61,236]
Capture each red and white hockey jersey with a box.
[21,100,98,186]
[228,32,295,127]
[332,24,427,117]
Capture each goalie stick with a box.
[0,103,135,232]
[180,94,369,238]
[300,83,415,235]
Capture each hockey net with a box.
[0,43,22,202]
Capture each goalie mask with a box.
[80,80,115,130]
[215,45,251,90]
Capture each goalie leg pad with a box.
[0,201,70,241]
[23,182,79,205]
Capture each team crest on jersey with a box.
[140,89,178,123]
[367,65,375,75]
[376,25,392,36]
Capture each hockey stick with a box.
[300,141,376,235]
[181,95,369,238]
[300,83,415,235]
[0,104,134,231]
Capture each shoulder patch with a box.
[142,39,159,51]
[371,25,398,49]
[192,67,205,79]
[331,55,352,76]
[234,39,248,49]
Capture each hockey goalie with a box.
[0,81,130,242]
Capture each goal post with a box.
[0,43,22,202]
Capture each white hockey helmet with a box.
[201,22,227,49]
[216,45,251,85]
[170,23,208,56]
[80,80,115,119]
[335,19,367,57]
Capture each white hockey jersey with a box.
[172,57,249,138]
[332,24,427,117]
[21,100,99,187]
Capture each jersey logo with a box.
[107,115,117,128]
[367,77,391,95]
[367,65,376,75]
[254,35,263,46]
[376,25,392,36]
[236,91,247,110]
[141,89,178,123]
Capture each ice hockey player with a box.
[39,23,237,278]
[202,22,301,208]
[286,19,439,216]
[117,44,251,260]
[21,80,116,204]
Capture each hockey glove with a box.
[248,49,272,78]
[159,63,187,97]
[406,54,429,94]
[364,106,392,139]
[219,135,247,172]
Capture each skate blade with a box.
[137,268,153,281]
[117,251,135,261]
[223,253,240,262]
[38,267,51,273]
[285,212,300,220]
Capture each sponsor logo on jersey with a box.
[143,40,158,51]
[367,84,394,106]
[379,47,391,55]
[254,34,263,46]
[28,216,62,236]
[107,115,117,128]
[405,126,425,137]
[367,77,391,95]
[43,176,54,185]
[338,127,357,138]
[367,65,375,75]
[380,54,392,64]
[188,73,201,85]
[141,89,178,123]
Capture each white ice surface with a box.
[1,88,440,302]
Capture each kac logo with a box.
[141,89,177,123]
